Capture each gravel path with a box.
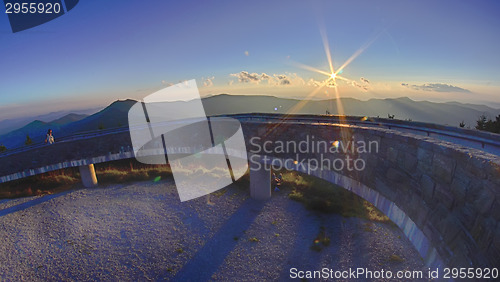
[0,179,428,281]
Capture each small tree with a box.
[495,115,500,133]
[25,135,33,145]
[476,114,500,134]
[0,144,6,152]
[459,121,466,128]
[476,115,488,130]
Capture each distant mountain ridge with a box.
[0,95,499,150]
[0,107,100,135]
[201,95,500,126]
[0,113,89,149]
[51,113,89,125]
[61,99,136,134]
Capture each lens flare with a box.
[332,140,340,148]
[264,19,379,140]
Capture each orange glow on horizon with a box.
[263,18,379,141]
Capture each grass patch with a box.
[388,254,404,262]
[284,170,391,223]
[249,237,259,243]
[363,222,375,232]
[0,169,80,199]
[213,188,227,197]
[0,159,173,199]
[95,159,172,184]
[310,226,330,252]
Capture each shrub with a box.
[25,135,33,145]
[476,114,500,133]
[284,171,391,222]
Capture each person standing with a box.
[273,172,283,191]
[45,129,55,144]
[276,173,283,191]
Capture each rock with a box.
[450,178,468,208]
[386,147,398,163]
[386,167,406,183]
[432,153,456,184]
[454,203,477,231]
[403,152,418,172]
[434,184,454,210]
[473,188,495,215]
[420,174,435,203]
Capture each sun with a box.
[326,72,337,88]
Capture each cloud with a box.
[273,73,306,86]
[261,73,272,80]
[230,71,263,83]
[203,76,214,87]
[307,78,323,87]
[352,81,369,91]
[161,80,174,86]
[307,78,336,88]
[229,71,305,86]
[274,74,291,85]
[346,77,370,91]
[307,76,371,90]
[401,83,471,93]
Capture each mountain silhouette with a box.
[0,113,88,148]
[51,114,89,125]
[60,99,136,135]
[201,95,500,127]
[1,95,499,150]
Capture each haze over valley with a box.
[1,95,498,150]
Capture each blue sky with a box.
[1,0,499,119]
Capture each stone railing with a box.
[0,114,499,270]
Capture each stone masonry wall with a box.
[240,121,500,269]
[1,118,499,269]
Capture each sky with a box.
[1,0,499,120]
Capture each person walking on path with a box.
[45,129,55,144]
[273,172,283,191]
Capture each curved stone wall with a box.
[0,116,499,269]
[241,121,500,269]
[255,155,444,268]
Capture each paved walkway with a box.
[0,180,427,281]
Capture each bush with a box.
[284,171,391,222]
[0,159,173,199]
[25,135,33,145]
[476,114,500,133]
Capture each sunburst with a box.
[264,27,381,145]
[289,26,381,114]
[263,25,379,140]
